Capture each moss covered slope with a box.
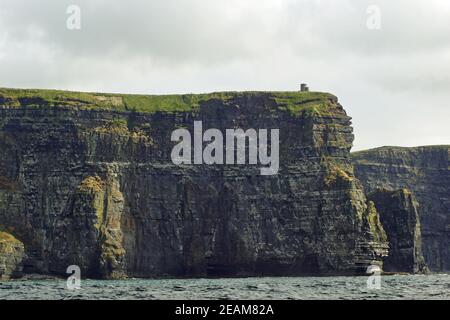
[0,87,335,115]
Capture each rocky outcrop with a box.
[352,146,450,272]
[367,189,428,273]
[0,231,25,280]
[0,88,389,278]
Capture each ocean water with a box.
[0,274,448,300]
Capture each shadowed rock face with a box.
[352,146,450,272]
[367,189,428,273]
[0,89,388,278]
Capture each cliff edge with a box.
[0,88,388,278]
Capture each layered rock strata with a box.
[0,88,388,278]
[352,146,450,272]
[367,189,428,273]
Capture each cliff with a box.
[352,146,450,272]
[0,88,388,278]
[367,189,428,273]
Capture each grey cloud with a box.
[0,0,449,150]
[0,0,274,64]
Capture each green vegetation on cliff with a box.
[0,231,21,244]
[352,145,450,156]
[77,175,104,193]
[271,91,334,116]
[0,87,335,115]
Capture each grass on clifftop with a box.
[0,87,335,115]
[271,92,334,116]
[351,145,450,157]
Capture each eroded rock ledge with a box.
[368,189,428,273]
[352,146,450,272]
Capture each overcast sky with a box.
[0,0,449,150]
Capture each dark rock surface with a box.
[0,90,389,278]
[352,146,450,272]
[367,189,428,273]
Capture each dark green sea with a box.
[0,274,449,300]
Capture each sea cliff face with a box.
[0,88,389,278]
[367,189,428,273]
[352,146,450,272]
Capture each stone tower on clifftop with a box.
[300,83,309,92]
